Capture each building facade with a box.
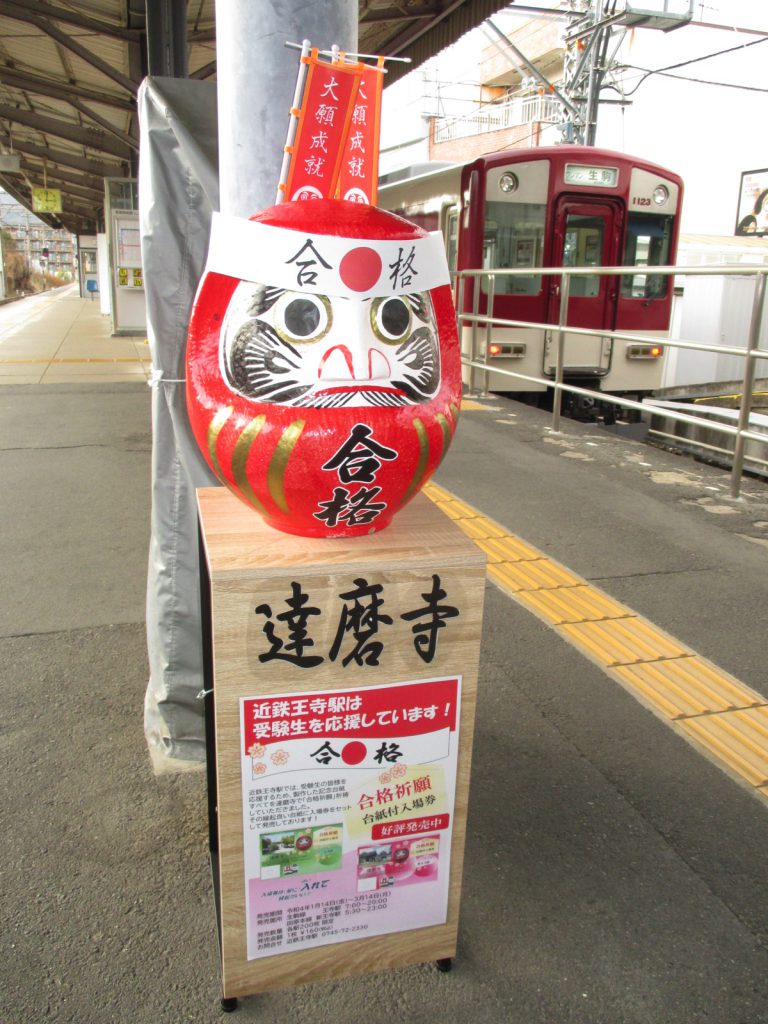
[0,190,77,278]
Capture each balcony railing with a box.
[432,94,562,144]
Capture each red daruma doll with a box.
[186,199,461,538]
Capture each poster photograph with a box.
[735,167,768,236]
[239,676,461,960]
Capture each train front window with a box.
[562,214,604,297]
[621,214,673,298]
[482,202,545,295]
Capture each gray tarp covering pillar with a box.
[139,77,219,770]
[139,0,356,773]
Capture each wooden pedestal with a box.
[197,488,486,1001]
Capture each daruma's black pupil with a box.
[285,298,320,337]
[381,298,409,337]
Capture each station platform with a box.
[3,286,768,1024]
[0,283,150,384]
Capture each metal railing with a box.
[432,95,561,144]
[455,263,768,499]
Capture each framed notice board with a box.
[197,488,486,1003]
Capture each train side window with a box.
[621,214,673,298]
[482,201,545,295]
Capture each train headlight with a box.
[487,342,525,358]
[652,185,669,206]
[499,173,519,194]
[627,344,663,359]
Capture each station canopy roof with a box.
[0,0,511,235]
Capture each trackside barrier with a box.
[455,264,768,499]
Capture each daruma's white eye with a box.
[274,292,331,343]
[371,296,411,344]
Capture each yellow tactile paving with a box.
[514,585,632,626]
[676,709,768,788]
[488,559,584,593]
[432,498,480,521]
[614,659,766,719]
[453,516,509,541]
[0,357,151,364]
[426,483,768,804]
[559,618,691,667]
[474,535,543,564]
[423,482,451,501]
[460,399,489,411]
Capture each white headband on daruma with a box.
[204,212,451,299]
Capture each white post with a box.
[276,39,312,204]
[215,1,357,218]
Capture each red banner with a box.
[283,52,363,202]
[336,60,385,206]
[243,678,459,752]
[371,814,450,840]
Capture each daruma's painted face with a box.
[186,200,461,538]
[220,285,440,409]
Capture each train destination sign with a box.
[564,163,618,187]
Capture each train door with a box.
[544,198,623,378]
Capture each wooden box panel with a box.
[198,489,486,999]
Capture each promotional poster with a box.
[239,677,461,960]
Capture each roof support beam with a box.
[0,176,97,228]
[16,156,103,188]
[360,5,444,23]
[0,104,134,159]
[0,133,125,178]
[68,100,138,152]
[382,0,467,56]
[0,67,135,112]
[5,155,104,199]
[190,60,216,80]
[26,168,105,202]
[0,0,141,41]
[0,4,139,95]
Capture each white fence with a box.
[433,95,562,144]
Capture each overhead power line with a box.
[622,67,768,93]
[616,33,768,97]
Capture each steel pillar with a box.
[215,0,357,217]
[145,0,188,78]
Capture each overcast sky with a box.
[381,1,768,235]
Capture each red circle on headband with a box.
[339,246,382,292]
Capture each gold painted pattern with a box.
[398,417,430,508]
[231,415,268,515]
[267,420,305,513]
[206,406,233,481]
[435,412,452,465]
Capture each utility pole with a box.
[559,0,638,145]
[558,0,694,145]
